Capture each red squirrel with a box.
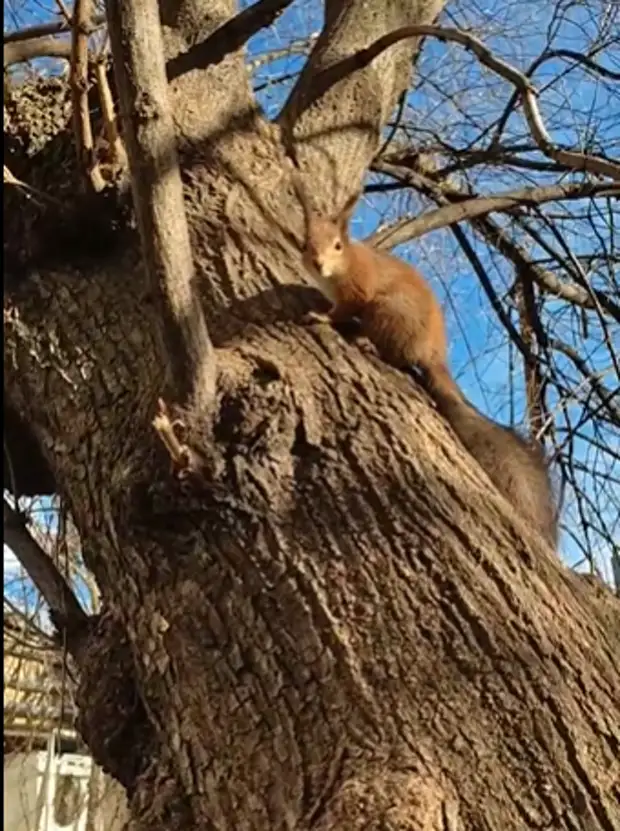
[292,174,558,549]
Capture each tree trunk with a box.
[4,1,619,829]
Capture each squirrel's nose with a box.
[312,256,322,271]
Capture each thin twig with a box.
[54,0,72,23]
[515,273,548,435]
[450,223,535,368]
[548,339,620,426]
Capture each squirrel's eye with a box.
[334,240,343,252]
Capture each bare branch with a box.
[3,14,106,44]
[515,275,549,434]
[304,25,620,182]
[450,223,537,368]
[367,173,618,249]
[105,0,215,412]
[94,58,127,171]
[4,35,72,67]
[501,218,620,325]
[520,91,620,182]
[491,45,620,147]
[369,160,620,324]
[548,339,620,426]
[55,0,72,24]
[526,48,620,82]
[166,0,295,81]
[430,144,570,176]
[71,0,106,192]
[3,500,89,638]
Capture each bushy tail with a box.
[419,362,558,549]
[420,361,465,411]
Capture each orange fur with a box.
[293,178,558,549]
[301,208,450,374]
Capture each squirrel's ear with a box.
[335,192,360,233]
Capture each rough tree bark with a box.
[3,1,620,829]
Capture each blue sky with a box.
[4,0,619,604]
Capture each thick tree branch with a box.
[280,2,446,213]
[300,24,620,182]
[166,0,295,80]
[3,35,72,67]
[366,176,618,248]
[105,0,215,412]
[3,500,89,639]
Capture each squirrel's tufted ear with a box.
[334,192,360,235]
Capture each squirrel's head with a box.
[292,172,359,281]
[304,206,356,280]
